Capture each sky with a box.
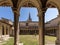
[0,7,59,22]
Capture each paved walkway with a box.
[0,35,10,45]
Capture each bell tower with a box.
[27,12,32,22]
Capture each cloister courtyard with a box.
[0,0,60,45]
[0,35,56,45]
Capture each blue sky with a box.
[0,7,59,22]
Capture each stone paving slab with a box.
[45,44,55,45]
[19,43,23,45]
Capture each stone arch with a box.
[46,0,60,13]
[0,0,13,7]
[17,0,42,15]
[46,0,60,14]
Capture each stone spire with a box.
[27,12,32,22]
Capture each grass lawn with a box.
[20,35,38,45]
[3,35,56,45]
[45,35,56,44]
[45,36,56,42]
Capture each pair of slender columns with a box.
[38,13,45,45]
[4,25,6,35]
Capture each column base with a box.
[56,40,60,45]
[18,43,23,45]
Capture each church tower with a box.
[27,12,32,22]
[26,13,32,26]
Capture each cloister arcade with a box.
[0,0,60,45]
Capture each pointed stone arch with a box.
[0,0,13,7]
[46,0,60,20]
[17,0,42,14]
[46,0,60,13]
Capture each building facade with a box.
[0,14,59,36]
[19,13,39,35]
[0,18,13,36]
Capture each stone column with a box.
[12,8,20,45]
[9,26,10,35]
[38,12,45,45]
[4,25,6,35]
[56,19,60,45]
[8,26,9,35]
[0,24,2,35]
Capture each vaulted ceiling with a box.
[11,0,48,8]
[0,0,60,13]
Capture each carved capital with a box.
[38,8,46,17]
[58,9,60,15]
[57,14,60,17]
[12,8,20,16]
[57,9,60,17]
[58,21,60,25]
[38,10,43,17]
